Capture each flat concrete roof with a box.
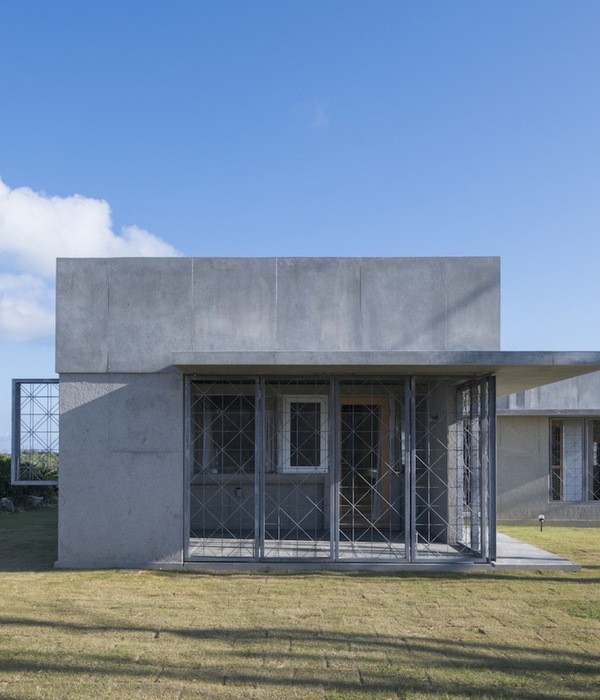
[172,350,600,397]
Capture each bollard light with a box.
[539,514,545,532]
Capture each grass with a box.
[0,509,58,571]
[0,513,599,699]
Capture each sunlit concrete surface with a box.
[493,533,580,571]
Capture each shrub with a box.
[0,454,58,508]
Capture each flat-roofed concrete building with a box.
[498,372,600,525]
[51,257,600,569]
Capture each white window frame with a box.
[281,395,328,473]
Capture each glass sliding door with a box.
[413,377,492,560]
[188,379,257,558]
[185,375,492,565]
[262,380,331,559]
[337,380,406,561]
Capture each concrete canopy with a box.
[172,350,600,397]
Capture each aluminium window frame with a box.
[549,418,600,503]
[281,394,329,473]
[11,378,59,486]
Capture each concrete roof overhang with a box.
[172,351,600,397]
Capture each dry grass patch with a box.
[0,512,599,699]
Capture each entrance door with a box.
[340,398,390,528]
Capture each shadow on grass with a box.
[0,617,598,698]
[0,508,57,571]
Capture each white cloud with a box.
[0,178,180,342]
[0,273,55,342]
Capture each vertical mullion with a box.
[11,380,21,484]
[406,377,416,562]
[479,377,489,561]
[388,388,396,551]
[469,382,480,551]
[329,377,339,561]
[488,375,497,562]
[455,385,465,547]
[183,377,192,563]
[255,377,264,560]
[583,419,590,501]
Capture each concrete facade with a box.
[56,257,502,374]
[498,372,600,414]
[497,372,600,525]
[54,257,600,568]
[58,373,183,566]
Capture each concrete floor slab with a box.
[493,532,580,571]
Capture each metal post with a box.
[470,383,481,552]
[455,386,465,547]
[11,379,21,485]
[183,376,192,563]
[255,377,265,560]
[406,377,416,562]
[330,377,339,561]
[488,375,497,562]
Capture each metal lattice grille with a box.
[414,380,453,557]
[186,375,493,563]
[188,380,257,558]
[455,381,483,552]
[263,380,330,558]
[12,380,59,485]
[592,421,600,500]
[550,419,600,502]
[337,379,406,560]
[413,378,488,559]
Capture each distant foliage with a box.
[0,454,57,507]
[15,451,59,482]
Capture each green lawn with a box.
[0,511,598,699]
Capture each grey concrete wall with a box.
[498,371,600,413]
[497,416,600,524]
[190,475,328,534]
[56,257,501,374]
[56,373,184,567]
[55,256,502,567]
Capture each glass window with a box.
[550,419,600,502]
[590,420,600,501]
[550,421,563,501]
[193,394,255,474]
[282,396,328,472]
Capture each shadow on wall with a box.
[57,374,184,566]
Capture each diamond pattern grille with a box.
[337,379,405,560]
[189,380,256,558]
[413,379,487,559]
[592,421,600,500]
[551,419,600,502]
[263,380,330,558]
[186,376,492,563]
[12,380,59,484]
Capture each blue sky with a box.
[1,1,600,450]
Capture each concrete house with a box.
[52,257,600,569]
[497,372,600,525]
